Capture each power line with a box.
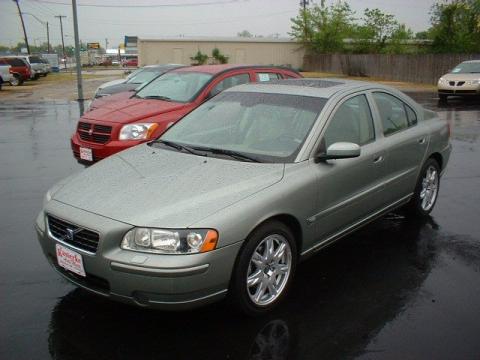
[33,0,247,8]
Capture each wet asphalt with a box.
[0,94,479,360]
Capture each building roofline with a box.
[138,37,298,44]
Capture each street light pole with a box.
[71,0,84,105]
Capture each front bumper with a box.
[71,132,144,163]
[36,201,242,310]
[438,83,480,96]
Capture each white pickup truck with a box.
[0,59,13,90]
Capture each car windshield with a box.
[135,71,212,102]
[125,68,164,84]
[451,62,480,73]
[158,91,326,163]
[28,56,42,63]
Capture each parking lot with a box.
[0,91,479,359]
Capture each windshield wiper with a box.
[193,146,261,163]
[142,95,173,101]
[149,140,204,156]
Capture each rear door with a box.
[370,91,429,205]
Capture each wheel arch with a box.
[428,152,443,171]
[245,213,303,256]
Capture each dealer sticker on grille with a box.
[56,243,86,277]
[79,147,93,161]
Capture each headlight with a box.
[121,228,218,254]
[43,190,52,207]
[438,77,447,84]
[465,80,480,85]
[119,123,159,140]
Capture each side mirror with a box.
[316,142,361,162]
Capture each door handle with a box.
[418,137,426,144]
[373,155,384,164]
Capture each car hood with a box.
[52,145,284,228]
[83,97,187,123]
[441,73,480,81]
[97,83,139,96]
[98,78,126,89]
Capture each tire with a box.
[230,220,297,316]
[405,158,441,217]
[10,74,23,86]
[438,94,448,102]
[32,74,40,80]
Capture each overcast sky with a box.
[0,0,437,48]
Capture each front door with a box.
[311,93,387,241]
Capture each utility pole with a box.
[13,0,30,54]
[46,22,50,53]
[105,38,108,51]
[22,13,49,53]
[55,15,67,69]
[72,0,84,107]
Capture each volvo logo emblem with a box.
[65,228,81,242]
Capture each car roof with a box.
[224,78,390,99]
[174,64,297,75]
[460,60,480,64]
[143,64,184,69]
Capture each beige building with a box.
[138,37,305,69]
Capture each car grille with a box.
[47,215,100,253]
[77,121,112,144]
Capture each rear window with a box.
[257,73,281,82]
[5,58,27,67]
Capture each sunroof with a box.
[267,79,344,88]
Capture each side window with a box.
[256,73,281,82]
[323,94,375,148]
[373,92,409,136]
[211,73,250,96]
[405,104,418,126]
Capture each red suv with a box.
[72,64,301,163]
[0,57,31,86]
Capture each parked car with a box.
[0,59,13,90]
[5,55,47,79]
[71,64,301,163]
[438,60,480,101]
[124,58,138,67]
[38,79,451,314]
[94,64,184,98]
[0,57,32,86]
[39,57,51,75]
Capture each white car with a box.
[0,60,13,90]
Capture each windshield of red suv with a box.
[135,71,212,103]
[125,68,164,85]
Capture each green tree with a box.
[289,0,355,53]
[190,50,208,65]
[351,8,413,53]
[212,48,228,64]
[429,0,480,53]
[237,30,253,38]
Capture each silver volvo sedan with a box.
[36,79,451,315]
